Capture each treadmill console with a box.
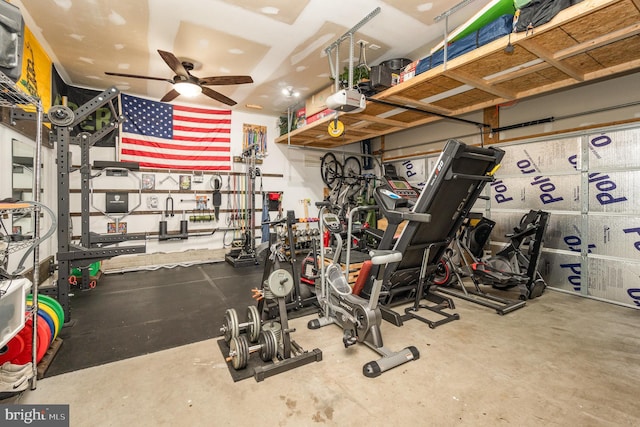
[374,175,431,227]
[385,177,420,202]
[375,175,420,211]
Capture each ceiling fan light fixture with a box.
[282,87,300,98]
[174,81,202,97]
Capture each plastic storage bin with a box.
[0,277,31,348]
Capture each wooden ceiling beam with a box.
[351,114,411,128]
[383,95,454,115]
[486,23,640,86]
[518,39,585,81]
[444,69,516,99]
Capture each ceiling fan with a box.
[105,49,253,105]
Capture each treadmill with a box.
[362,139,505,328]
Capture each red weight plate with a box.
[36,319,51,362]
[0,334,26,364]
[12,319,50,364]
[11,321,34,365]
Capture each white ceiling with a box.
[13,0,495,115]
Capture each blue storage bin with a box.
[415,56,432,75]
[428,14,514,68]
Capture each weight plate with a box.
[267,269,294,297]
[223,308,240,343]
[0,334,25,364]
[12,318,49,364]
[48,105,75,126]
[27,300,60,339]
[262,321,281,334]
[239,335,249,369]
[259,330,276,362]
[230,335,249,370]
[36,319,51,363]
[246,305,261,343]
[37,311,56,345]
[230,337,241,369]
[229,336,241,370]
[28,294,65,325]
[71,261,101,278]
[262,321,281,351]
[27,301,60,340]
[39,295,65,324]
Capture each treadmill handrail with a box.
[400,212,431,222]
[445,170,495,181]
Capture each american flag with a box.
[119,93,231,171]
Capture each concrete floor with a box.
[8,289,640,426]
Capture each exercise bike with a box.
[308,203,419,378]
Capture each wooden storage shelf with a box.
[275,0,640,148]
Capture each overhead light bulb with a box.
[174,81,202,97]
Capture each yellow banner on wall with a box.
[17,26,52,110]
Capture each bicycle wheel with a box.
[321,152,342,188]
[342,156,362,186]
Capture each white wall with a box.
[63,107,328,257]
[1,99,361,270]
[0,124,57,274]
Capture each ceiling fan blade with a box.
[157,50,188,76]
[199,76,253,86]
[160,89,180,103]
[202,87,236,106]
[105,71,172,83]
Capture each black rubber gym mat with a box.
[45,262,264,377]
[216,338,257,382]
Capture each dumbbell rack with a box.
[218,269,322,382]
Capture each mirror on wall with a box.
[11,138,34,236]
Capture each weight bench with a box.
[361,139,505,328]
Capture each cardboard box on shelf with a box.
[399,59,421,83]
[305,85,334,117]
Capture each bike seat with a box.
[368,249,402,265]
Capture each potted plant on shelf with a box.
[337,64,370,89]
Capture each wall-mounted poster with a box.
[107,222,127,234]
[179,175,191,190]
[142,174,155,190]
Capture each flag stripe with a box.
[119,93,231,171]
[174,125,230,133]
[121,148,230,162]
[121,158,231,171]
[174,115,231,124]
[121,137,229,152]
